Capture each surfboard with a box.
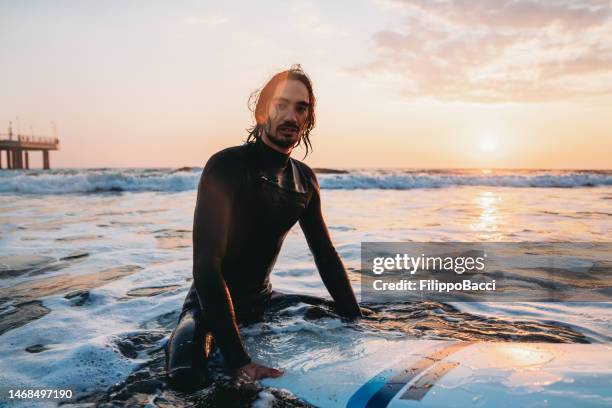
[260,339,612,407]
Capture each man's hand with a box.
[236,362,284,381]
[335,304,374,319]
[359,306,375,317]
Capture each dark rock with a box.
[304,306,338,320]
[64,289,90,299]
[114,331,167,359]
[0,301,51,335]
[313,168,349,174]
[126,286,181,298]
[26,344,50,353]
[60,251,90,260]
[0,255,56,278]
[65,290,91,306]
[172,167,194,173]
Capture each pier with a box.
[0,128,59,170]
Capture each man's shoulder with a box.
[205,144,250,168]
[290,156,314,174]
[289,157,319,188]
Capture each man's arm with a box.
[192,152,251,369]
[299,171,362,318]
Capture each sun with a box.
[479,132,499,152]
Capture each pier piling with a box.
[0,125,59,170]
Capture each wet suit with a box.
[165,138,361,389]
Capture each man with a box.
[165,66,362,391]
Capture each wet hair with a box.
[246,64,316,156]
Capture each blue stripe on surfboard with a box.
[346,342,472,408]
[346,369,396,408]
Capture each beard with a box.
[263,120,301,149]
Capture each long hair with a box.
[246,65,316,157]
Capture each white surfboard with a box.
[260,339,612,407]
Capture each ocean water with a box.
[0,168,611,406]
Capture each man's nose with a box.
[284,106,298,124]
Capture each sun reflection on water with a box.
[470,191,502,237]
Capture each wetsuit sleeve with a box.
[299,171,362,318]
[192,152,251,369]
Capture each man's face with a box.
[262,79,310,153]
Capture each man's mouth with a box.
[278,126,299,137]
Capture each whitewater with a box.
[0,168,611,194]
[0,167,611,406]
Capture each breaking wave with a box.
[1,168,610,194]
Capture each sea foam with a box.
[1,168,610,194]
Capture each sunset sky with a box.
[1,0,611,169]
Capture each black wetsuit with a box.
[165,138,360,388]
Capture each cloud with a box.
[290,1,349,39]
[183,12,228,27]
[354,0,612,102]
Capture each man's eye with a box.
[296,106,307,114]
[276,103,287,110]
